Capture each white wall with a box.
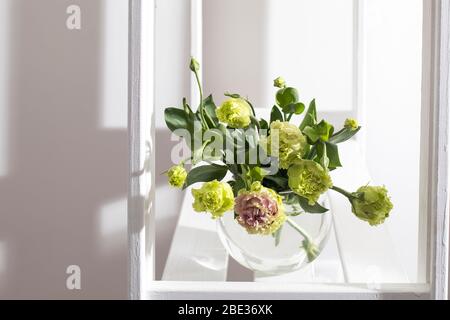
[204,0,355,125]
[203,0,272,109]
[0,0,129,299]
[363,0,423,282]
[267,0,355,114]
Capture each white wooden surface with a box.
[145,281,430,300]
[430,0,450,300]
[128,0,154,300]
[128,0,144,300]
[162,193,229,281]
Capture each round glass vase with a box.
[216,194,332,275]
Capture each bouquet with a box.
[164,58,393,262]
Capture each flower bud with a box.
[273,76,286,88]
[189,57,200,72]
[167,165,187,188]
[344,118,358,131]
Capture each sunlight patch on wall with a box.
[99,0,128,129]
[97,197,127,256]
[0,0,11,177]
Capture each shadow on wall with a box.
[155,129,185,280]
[0,0,128,299]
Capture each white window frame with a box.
[128,0,449,300]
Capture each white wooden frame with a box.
[128,0,449,300]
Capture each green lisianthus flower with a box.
[344,118,359,131]
[288,160,333,205]
[192,180,234,219]
[262,120,307,169]
[167,165,187,188]
[216,98,252,128]
[351,186,393,226]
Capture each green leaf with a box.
[299,99,317,131]
[296,195,329,213]
[284,193,328,213]
[316,120,334,142]
[263,175,288,190]
[224,92,241,99]
[272,225,283,247]
[329,127,361,144]
[287,211,304,217]
[270,105,284,123]
[259,118,269,130]
[303,126,320,144]
[229,177,246,196]
[183,164,228,189]
[325,142,342,169]
[164,107,190,133]
[316,142,330,169]
[276,87,299,108]
[203,95,218,126]
[247,167,268,183]
[282,102,305,115]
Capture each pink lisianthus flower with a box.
[235,182,286,235]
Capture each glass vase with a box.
[216,194,332,275]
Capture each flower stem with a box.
[331,185,354,199]
[193,69,208,129]
[286,217,320,262]
[286,217,312,242]
[245,99,256,117]
[287,113,294,122]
